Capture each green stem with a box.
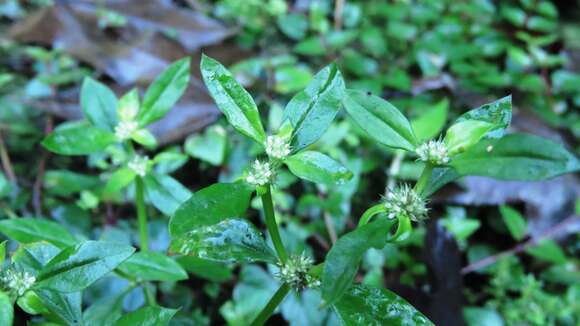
[135,176,149,252]
[143,282,156,306]
[261,185,288,263]
[358,203,386,226]
[250,283,290,326]
[413,163,433,196]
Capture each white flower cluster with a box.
[265,135,291,160]
[246,160,272,186]
[415,140,450,165]
[128,155,149,177]
[0,269,36,297]
[275,254,320,290]
[114,120,139,141]
[384,184,428,221]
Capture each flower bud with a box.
[383,184,428,222]
[265,135,291,160]
[275,254,320,290]
[128,155,150,177]
[114,120,139,141]
[0,269,36,297]
[415,139,451,165]
[246,160,273,186]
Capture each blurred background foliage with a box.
[0,0,578,325]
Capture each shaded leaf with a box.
[334,284,434,325]
[176,256,232,283]
[170,219,277,264]
[411,99,448,142]
[0,218,77,249]
[343,89,416,151]
[0,291,13,326]
[499,206,527,241]
[169,182,253,237]
[36,289,83,326]
[118,251,188,282]
[143,173,191,216]
[322,218,393,305]
[103,168,136,196]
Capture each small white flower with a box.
[275,254,319,290]
[0,269,36,297]
[114,120,138,141]
[246,160,272,186]
[128,155,149,177]
[416,140,451,165]
[265,135,291,160]
[384,184,428,222]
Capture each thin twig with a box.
[33,116,53,217]
[461,215,580,275]
[0,130,16,183]
[334,0,345,30]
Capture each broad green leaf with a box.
[285,151,352,185]
[83,293,124,326]
[112,306,177,326]
[283,63,345,151]
[0,218,77,249]
[170,218,277,264]
[131,129,157,148]
[17,290,48,315]
[176,256,232,283]
[80,77,118,132]
[343,89,416,151]
[444,120,495,155]
[0,291,13,326]
[184,125,227,166]
[36,289,83,326]
[422,167,459,197]
[499,206,527,241]
[36,241,135,292]
[42,121,116,156]
[334,284,434,325]
[143,173,191,216]
[103,168,136,196]
[455,95,512,139]
[169,182,253,237]
[118,251,188,282]
[411,98,449,142]
[138,57,191,126]
[449,133,579,180]
[201,55,266,143]
[44,170,100,197]
[321,218,393,305]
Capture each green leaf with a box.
[36,241,135,292]
[444,120,495,155]
[463,307,504,326]
[138,57,191,126]
[343,89,416,151]
[12,242,61,275]
[321,218,393,305]
[184,125,227,166]
[42,121,116,156]
[285,151,352,185]
[201,55,266,143]
[334,284,434,325]
[83,292,124,326]
[143,173,192,216]
[117,251,188,282]
[131,129,157,149]
[499,206,527,241]
[112,306,177,326]
[449,133,579,180]
[0,240,6,266]
[169,182,254,237]
[0,218,77,249]
[0,291,13,326]
[80,77,118,132]
[283,63,345,151]
[36,289,83,326]
[411,98,449,142]
[526,239,567,264]
[44,170,100,197]
[170,219,277,264]
[455,95,512,139]
[103,168,136,196]
[176,256,232,283]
